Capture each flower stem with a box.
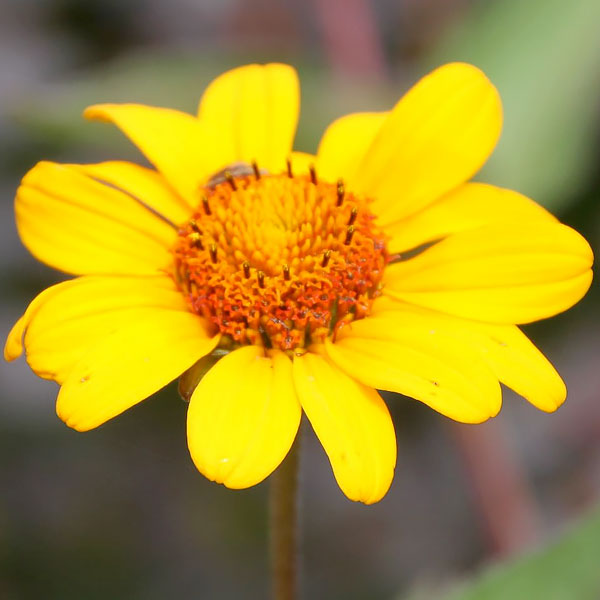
[269,436,300,600]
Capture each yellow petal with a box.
[326,314,501,423]
[293,351,396,504]
[289,151,317,176]
[70,161,194,224]
[197,63,300,173]
[187,346,301,489]
[353,63,502,223]
[57,310,219,431]
[316,112,387,182]
[370,300,565,412]
[5,278,81,362]
[385,183,557,254]
[7,274,189,384]
[16,161,176,275]
[384,222,593,323]
[84,103,222,202]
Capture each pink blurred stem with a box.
[451,420,542,556]
[312,0,387,81]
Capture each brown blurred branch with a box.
[450,419,541,556]
[312,0,387,81]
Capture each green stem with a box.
[269,436,300,600]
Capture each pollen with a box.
[172,165,388,352]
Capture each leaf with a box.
[424,0,600,211]
[403,505,600,600]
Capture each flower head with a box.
[5,63,593,503]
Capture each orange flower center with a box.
[172,165,388,351]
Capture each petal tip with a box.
[83,104,114,122]
[4,318,26,362]
[443,60,485,73]
[537,382,567,414]
[56,404,90,433]
[432,61,496,86]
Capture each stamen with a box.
[209,243,218,263]
[348,207,358,226]
[344,225,355,245]
[336,179,345,206]
[202,195,211,216]
[174,172,388,351]
[225,171,237,190]
[259,324,272,349]
[189,232,203,250]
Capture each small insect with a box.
[206,162,268,188]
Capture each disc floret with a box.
[172,165,388,351]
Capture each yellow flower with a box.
[5,63,593,504]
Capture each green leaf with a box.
[424,0,600,211]
[404,505,600,600]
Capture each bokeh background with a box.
[1,0,599,598]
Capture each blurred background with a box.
[1,0,599,598]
